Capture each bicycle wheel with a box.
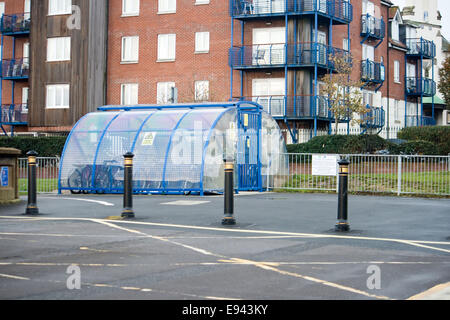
[68,169,82,194]
[81,166,92,194]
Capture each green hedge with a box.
[397,126,450,155]
[0,136,67,157]
[287,134,444,155]
[287,135,390,154]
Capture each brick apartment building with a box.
[0,0,443,142]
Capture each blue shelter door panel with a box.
[237,111,261,191]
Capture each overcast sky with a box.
[393,0,450,39]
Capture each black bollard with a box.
[335,159,350,232]
[121,152,135,219]
[25,151,39,215]
[222,158,236,226]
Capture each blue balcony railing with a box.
[405,38,436,59]
[237,95,335,120]
[229,43,348,69]
[361,60,385,84]
[406,77,436,97]
[360,105,385,129]
[1,59,30,79]
[406,115,436,127]
[361,14,385,40]
[0,104,28,124]
[230,0,353,23]
[0,13,31,35]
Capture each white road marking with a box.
[160,200,210,206]
[0,273,30,280]
[41,197,115,207]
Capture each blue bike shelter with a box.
[58,102,287,195]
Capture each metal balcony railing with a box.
[0,104,28,124]
[405,38,436,59]
[405,77,436,97]
[406,115,436,127]
[0,13,31,35]
[361,14,385,40]
[360,105,385,129]
[230,0,353,23]
[229,43,348,69]
[361,59,385,84]
[237,95,335,119]
[1,59,30,79]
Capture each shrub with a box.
[0,136,67,157]
[387,140,439,155]
[287,135,390,154]
[397,126,450,154]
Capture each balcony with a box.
[230,0,353,24]
[406,77,436,97]
[229,43,348,70]
[237,95,335,120]
[0,13,31,36]
[405,38,436,59]
[406,115,436,127]
[361,60,385,84]
[1,59,30,80]
[0,104,28,125]
[360,105,385,129]
[360,14,385,41]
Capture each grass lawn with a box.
[19,178,58,194]
[281,171,450,196]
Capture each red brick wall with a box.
[107,0,239,106]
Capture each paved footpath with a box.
[0,192,449,300]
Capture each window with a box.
[47,37,71,62]
[362,44,374,61]
[121,36,139,63]
[24,0,31,19]
[158,0,176,14]
[195,0,210,4]
[394,100,400,122]
[362,90,374,107]
[424,11,429,22]
[46,84,70,109]
[157,34,176,61]
[48,0,72,16]
[195,81,209,101]
[122,0,140,16]
[0,2,4,17]
[121,84,139,105]
[392,14,400,41]
[343,38,350,52]
[195,32,210,53]
[157,82,175,104]
[394,60,400,83]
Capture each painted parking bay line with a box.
[160,200,210,206]
[41,197,115,207]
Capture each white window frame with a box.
[121,83,139,105]
[157,34,176,62]
[24,0,31,19]
[194,81,210,102]
[157,82,175,104]
[48,0,72,16]
[195,32,210,53]
[195,0,210,4]
[47,37,71,62]
[158,0,176,14]
[46,84,70,109]
[121,36,139,63]
[394,60,400,83]
[122,0,140,16]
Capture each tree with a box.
[438,56,450,110]
[319,52,369,134]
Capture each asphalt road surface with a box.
[0,192,449,301]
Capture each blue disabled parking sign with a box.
[1,167,8,187]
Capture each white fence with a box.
[273,153,450,196]
[18,157,60,193]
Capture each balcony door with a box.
[252,78,285,116]
[252,27,285,66]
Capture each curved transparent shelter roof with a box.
[58,102,287,195]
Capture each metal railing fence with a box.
[18,157,60,193]
[273,153,450,196]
